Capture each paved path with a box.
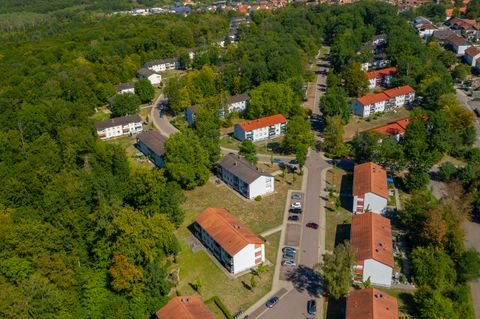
[455,88,480,148]
[463,220,480,319]
[260,225,283,237]
[150,94,179,138]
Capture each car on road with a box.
[282,246,297,253]
[306,222,319,230]
[291,193,303,200]
[272,158,283,164]
[266,297,279,308]
[307,299,317,315]
[288,215,300,221]
[289,208,303,214]
[282,260,296,267]
[291,202,302,208]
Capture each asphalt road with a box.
[257,51,331,319]
[455,88,480,148]
[150,95,179,137]
[463,220,480,319]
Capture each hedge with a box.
[205,296,233,319]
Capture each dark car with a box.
[291,193,303,200]
[307,299,317,315]
[282,246,297,253]
[289,208,303,214]
[306,222,319,230]
[266,297,279,308]
[289,159,298,165]
[288,215,299,221]
[272,158,283,164]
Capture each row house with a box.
[445,33,470,55]
[369,118,410,142]
[144,58,179,72]
[432,28,456,42]
[217,153,275,199]
[366,67,397,89]
[115,83,135,94]
[352,162,388,215]
[136,68,162,86]
[361,53,391,71]
[353,85,415,118]
[446,17,480,36]
[194,207,265,274]
[220,93,250,118]
[155,296,215,319]
[234,114,287,142]
[464,45,480,67]
[136,131,167,168]
[351,213,394,287]
[95,114,143,140]
[346,288,398,319]
[413,16,437,38]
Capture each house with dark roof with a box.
[464,46,480,66]
[445,34,470,55]
[194,207,265,274]
[184,104,201,126]
[95,114,143,140]
[351,213,394,287]
[136,131,167,167]
[432,28,456,42]
[155,296,215,319]
[365,67,397,89]
[144,58,179,72]
[413,17,437,38]
[220,93,250,118]
[233,114,287,142]
[217,153,274,199]
[353,162,388,215]
[137,68,162,85]
[115,83,135,94]
[346,288,398,319]
[353,85,415,118]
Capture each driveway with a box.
[150,95,179,137]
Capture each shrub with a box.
[255,195,262,201]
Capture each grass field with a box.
[343,108,410,141]
[104,136,153,170]
[219,136,290,156]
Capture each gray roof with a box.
[115,83,135,91]
[137,68,156,77]
[95,114,142,131]
[433,29,455,41]
[137,131,167,155]
[187,104,202,114]
[230,93,250,104]
[217,153,272,184]
[144,58,178,67]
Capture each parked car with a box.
[306,222,319,230]
[291,193,303,200]
[283,250,296,258]
[266,297,279,308]
[288,215,299,221]
[289,208,303,214]
[282,246,297,253]
[272,158,283,164]
[291,202,302,208]
[307,299,316,315]
[289,159,298,165]
[282,260,296,267]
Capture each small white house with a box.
[220,93,250,118]
[144,58,179,72]
[233,114,287,142]
[217,153,274,199]
[366,67,397,89]
[464,46,480,66]
[95,114,143,140]
[351,212,394,287]
[352,162,388,215]
[137,68,162,85]
[136,131,167,168]
[194,207,265,274]
[115,83,135,94]
[413,17,437,38]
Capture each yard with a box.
[324,167,353,251]
[219,135,291,156]
[172,165,301,313]
[104,136,153,170]
[343,107,410,141]
[381,288,415,318]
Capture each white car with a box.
[282,260,296,267]
[291,202,302,208]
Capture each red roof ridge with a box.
[365,67,397,80]
[356,92,389,105]
[353,162,388,199]
[383,85,415,98]
[238,114,287,131]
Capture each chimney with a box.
[234,162,237,166]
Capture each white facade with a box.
[234,122,286,142]
[355,259,393,287]
[117,87,135,94]
[368,78,377,89]
[354,100,386,118]
[353,192,388,215]
[146,61,179,72]
[145,73,162,85]
[97,121,143,139]
[220,167,274,199]
[465,52,480,66]
[233,244,265,274]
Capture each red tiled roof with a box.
[238,114,287,132]
[465,46,480,58]
[446,34,468,46]
[353,162,388,199]
[365,67,398,80]
[356,92,389,106]
[155,296,215,319]
[370,118,410,136]
[346,288,399,319]
[195,208,264,256]
[351,212,394,268]
[383,85,415,98]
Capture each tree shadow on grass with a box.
[326,297,346,319]
[398,292,415,315]
[286,265,323,298]
[241,281,252,291]
[334,224,351,247]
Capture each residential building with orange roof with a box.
[194,207,265,274]
[346,288,399,319]
[369,117,409,141]
[353,162,388,215]
[234,114,287,142]
[365,67,397,89]
[351,213,394,287]
[383,85,416,108]
[353,85,416,118]
[155,296,216,319]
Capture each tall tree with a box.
[283,115,315,153]
[111,93,140,117]
[320,88,350,123]
[246,82,300,118]
[193,104,221,165]
[239,140,258,164]
[343,61,368,97]
[322,116,350,158]
[134,79,154,104]
[319,241,354,299]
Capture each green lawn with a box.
[264,231,281,263]
[104,136,153,170]
[381,288,415,318]
[219,136,290,156]
[343,107,410,141]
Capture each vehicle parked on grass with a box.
[307,299,316,315]
[291,193,303,200]
[288,215,299,221]
[282,260,296,267]
[266,297,279,308]
[306,222,319,230]
[289,208,303,214]
[291,202,302,208]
